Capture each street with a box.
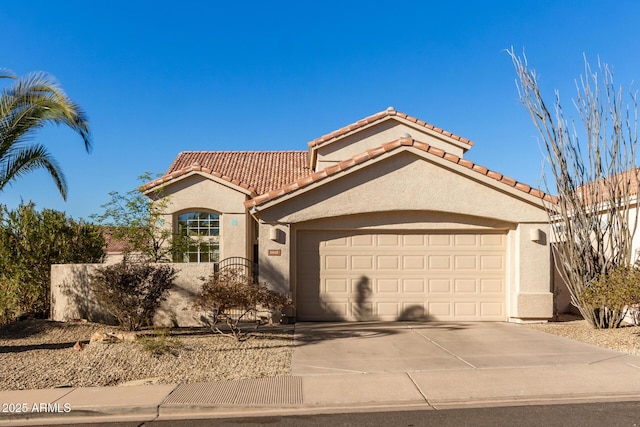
[47,400,640,427]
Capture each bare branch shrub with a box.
[194,268,291,340]
[508,48,640,328]
[90,260,177,331]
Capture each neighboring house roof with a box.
[143,151,309,195]
[574,167,640,204]
[307,106,475,149]
[102,228,131,253]
[245,135,556,209]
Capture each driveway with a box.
[291,321,631,375]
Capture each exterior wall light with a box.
[529,228,544,243]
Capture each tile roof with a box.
[575,168,640,204]
[246,136,556,208]
[143,151,310,195]
[102,227,131,253]
[307,106,475,149]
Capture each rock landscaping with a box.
[0,319,293,391]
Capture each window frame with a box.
[175,211,221,263]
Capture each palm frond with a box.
[0,143,67,199]
[0,68,91,199]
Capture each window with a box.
[177,212,219,237]
[181,240,219,263]
[176,212,220,262]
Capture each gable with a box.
[308,107,473,171]
[156,173,250,214]
[254,148,548,225]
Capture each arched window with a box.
[175,212,220,262]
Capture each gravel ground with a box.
[0,319,293,391]
[525,319,640,355]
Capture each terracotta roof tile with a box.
[529,188,545,199]
[246,138,552,208]
[102,227,133,253]
[575,168,640,203]
[307,107,474,149]
[144,151,309,195]
[428,146,446,158]
[413,141,430,151]
[472,164,488,175]
[444,153,459,163]
[500,176,517,187]
[458,159,474,169]
[487,171,503,180]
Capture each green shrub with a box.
[0,276,21,325]
[580,265,640,328]
[138,327,183,356]
[0,202,105,324]
[194,268,291,340]
[89,261,177,331]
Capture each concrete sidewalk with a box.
[2,322,640,425]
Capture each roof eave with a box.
[143,170,257,198]
[249,137,554,212]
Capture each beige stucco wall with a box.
[152,173,253,260]
[628,204,640,263]
[256,149,552,322]
[314,119,468,171]
[508,223,553,321]
[51,263,215,327]
[258,223,290,296]
[261,151,548,224]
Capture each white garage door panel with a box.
[296,231,507,321]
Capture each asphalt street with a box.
[46,401,640,427]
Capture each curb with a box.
[3,392,640,426]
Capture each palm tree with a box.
[0,69,92,200]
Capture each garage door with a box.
[296,231,507,321]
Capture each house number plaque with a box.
[268,249,281,256]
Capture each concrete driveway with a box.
[292,321,633,375]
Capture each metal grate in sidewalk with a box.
[163,376,303,406]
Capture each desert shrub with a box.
[194,268,291,340]
[580,265,640,328]
[0,202,105,324]
[0,276,21,325]
[89,261,177,331]
[138,327,183,356]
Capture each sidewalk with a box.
[2,361,640,426]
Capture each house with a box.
[550,168,640,316]
[142,107,554,322]
[102,228,136,264]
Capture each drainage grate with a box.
[163,376,303,406]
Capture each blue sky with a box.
[2,1,640,219]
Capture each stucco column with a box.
[510,223,553,321]
[258,223,290,295]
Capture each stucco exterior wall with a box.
[314,119,467,172]
[255,150,551,322]
[258,223,290,296]
[153,173,252,260]
[51,263,215,327]
[260,151,548,224]
[629,205,640,263]
[509,223,553,321]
